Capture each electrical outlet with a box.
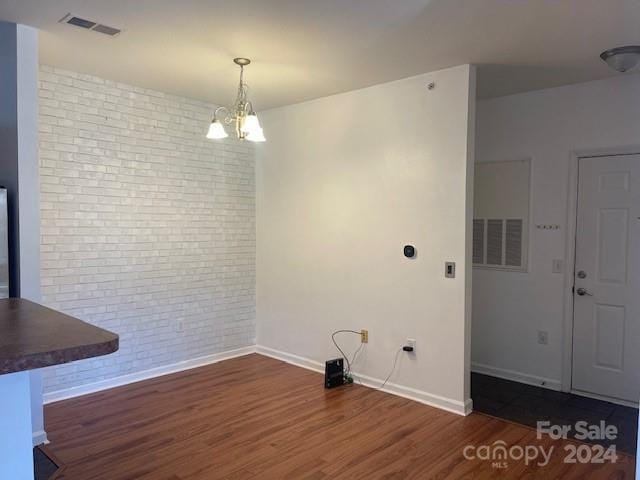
[360,329,368,343]
[537,330,549,345]
[445,262,456,278]
[406,338,416,350]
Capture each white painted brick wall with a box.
[38,65,256,394]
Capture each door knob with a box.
[576,287,593,296]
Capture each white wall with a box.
[15,23,46,447]
[257,65,476,413]
[473,74,640,388]
[39,66,256,395]
[0,21,40,471]
[637,416,640,480]
[0,372,34,479]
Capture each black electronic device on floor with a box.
[324,358,344,388]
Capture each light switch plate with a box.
[552,259,563,274]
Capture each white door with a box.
[572,154,640,403]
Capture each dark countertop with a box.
[0,298,118,375]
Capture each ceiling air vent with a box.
[59,14,122,36]
[65,16,96,29]
[92,24,121,36]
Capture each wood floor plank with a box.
[44,354,636,479]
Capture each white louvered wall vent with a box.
[473,218,527,271]
[59,14,122,36]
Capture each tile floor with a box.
[471,373,639,455]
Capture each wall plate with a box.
[445,262,455,278]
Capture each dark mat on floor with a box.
[472,372,639,455]
[34,446,59,480]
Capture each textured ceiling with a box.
[0,0,639,109]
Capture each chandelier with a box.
[206,58,266,142]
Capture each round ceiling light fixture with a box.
[600,46,640,73]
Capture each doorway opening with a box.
[470,151,640,455]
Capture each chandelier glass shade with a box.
[206,58,265,142]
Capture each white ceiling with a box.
[0,0,639,109]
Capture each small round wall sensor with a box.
[404,245,416,258]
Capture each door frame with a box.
[561,145,640,398]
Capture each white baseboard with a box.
[44,346,257,404]
[256,345,472,416]
[32,430,48,447]
[256,345,326,374]
[471,362,562,391]
[43,344,472,417]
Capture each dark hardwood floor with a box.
[45,354,635,479]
